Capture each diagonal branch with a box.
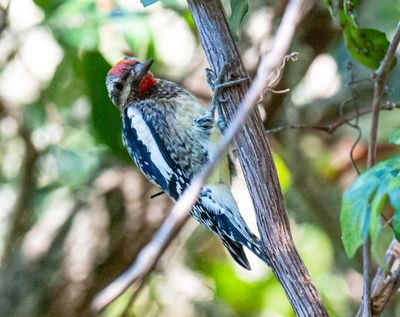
[91,0,328,315]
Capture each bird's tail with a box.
[221,231,270,270]
[193,185,270,270]
[219,216,270,269]
[221,238,251,270]
[245,231,271,266]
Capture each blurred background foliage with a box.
[0,0,399,316]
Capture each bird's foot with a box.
[205,63,248,133]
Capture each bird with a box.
[105,57,270,269]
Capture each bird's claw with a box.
[206,63,247,91]
[205,62,249,133]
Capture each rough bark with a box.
[187,0,329,316]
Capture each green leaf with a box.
[323,1,396,70]
[341,198,371,258]
[366,169,398,231]
[53,148,99,188]
[343,26,391,70]
[198,260,270,313]
[369,169,399,242]
[273,153,292,193]
[389,130,400,145]
[23,103,47,130]
[387,176,400,240]
[343,0,359,22]
[77,52,130,163]
[228,0,249,41]
[33,0,64,14]
[119,15,154,58]
[340,157,400,258]
[322,0,335,17]
[40,54,85,110]
[141,0,159,7]
[369,187,386,243]
[371,223,392,270]
[46,1,103,51]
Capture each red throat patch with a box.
[138,74,157,95]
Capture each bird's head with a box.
[106,57,156,110]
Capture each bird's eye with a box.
[114,82,123,91]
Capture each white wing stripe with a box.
[127,107,173,181]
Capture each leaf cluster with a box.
[341,133,400,259]
[324,0,396,70]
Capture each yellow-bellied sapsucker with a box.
[106,57,269,269]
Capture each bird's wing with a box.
[198,185,254,243]
[197,184,270,266]
[122,105,188,200]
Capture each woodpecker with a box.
[106,57,269,269]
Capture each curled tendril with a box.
[257,52,299,104]
[342,61,365,175]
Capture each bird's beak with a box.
[137,59,154,78]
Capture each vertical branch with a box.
[187,0,328,316]
[359,22,400,317]
[362,239,372,317]
[367,23,400,168]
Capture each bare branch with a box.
[187,1,328,315]
[371,241,400,315]
[368,23,400,168]
[362,238,372,317]
[91,0,326,314]
[356,240,400,317]
[265,101,400,135]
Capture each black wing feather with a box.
[122,107,188,200]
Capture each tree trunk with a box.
[187,0,329,316]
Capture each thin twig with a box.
[344,63,363,175]
[265,101,400,135]
[360,22,400,317]
[91,0,310,312]
[362,238,372,317]
[368,24,400,168]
